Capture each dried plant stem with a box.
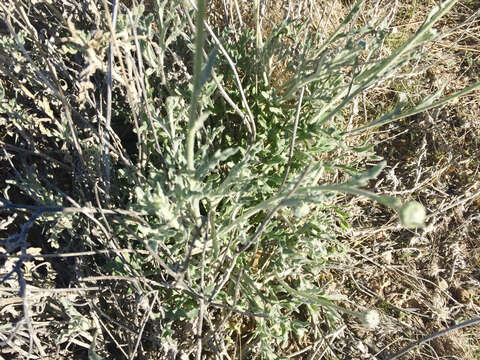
[104,0,119,205]
[129,292,158,360]
[386,317,480,360]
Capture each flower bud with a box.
[361,310,380,329]
[399,201,426,228]
[293,203,310,218]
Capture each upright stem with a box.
[187,0,207,224]
[187,0,207,172]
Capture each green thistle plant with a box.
[0,0,478,358]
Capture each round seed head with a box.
[399,201,426,228]
[294,203,310,218]
[362,309,380,329]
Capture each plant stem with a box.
[187,0,207,172]
[187,0,207,224]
